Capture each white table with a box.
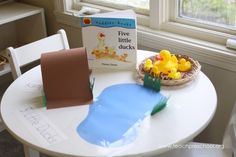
[0,50,217,157]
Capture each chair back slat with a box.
[7,29,69,80]
[16,34,66,66]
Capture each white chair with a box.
[157,102,236,157]
[5,29,69,157]
[7,29,69,80]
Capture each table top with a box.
[1,50,217,157]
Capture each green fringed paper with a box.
[42,95,47,107]
[143,74,168,116]
[143,74,161,92]
[151,97,168,116]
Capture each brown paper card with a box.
[41,47,93,109]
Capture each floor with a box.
[0,130,24,157]
[0,130,50,157]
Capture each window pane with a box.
[81,0,149,10]
[179,0,236,27]
[104,0,149,10]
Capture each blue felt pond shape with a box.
[77,83,166,147]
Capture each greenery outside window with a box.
[168,0,236,43]
[178,0,236,28]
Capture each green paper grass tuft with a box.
[143,74,161,92]
[151,96,168,116]
[42,95,47,107]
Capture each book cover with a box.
[80,10,137,70]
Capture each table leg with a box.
[23,145,40,157]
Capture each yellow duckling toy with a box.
[158,61,172,74]
[144,59,153,71]
[168,68,181,80]
[178,58,192,72]
[151,65,160,77]
[170,55,178,69]
[158,50,171,74]
[158,50,179,74]
[154,61,160,66]
[159,50,171,62]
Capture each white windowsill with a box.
[54,11,236,72]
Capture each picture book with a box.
[80,10,137,70]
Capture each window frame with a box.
[57,0,236,45]
[78,0,150,15]
[54,0,236,72]
[168,0,236,42]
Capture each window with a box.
[167,0,236,45]
[179,0,236,28]
[54,0,236,72]
[74,0,236,36]
[56,0,236,45]
[169,0,236,37]
[78,0,149,15]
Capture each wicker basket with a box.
[136,55,201,86]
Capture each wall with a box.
[19,0,83,48]
[19,0,57,35]
[197,62,236,143]
[2,0,235,144]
